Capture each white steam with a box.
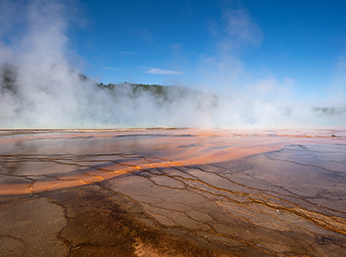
[0,0,345,129]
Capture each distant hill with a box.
[95,80,219,108]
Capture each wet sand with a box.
[0,128,346,256]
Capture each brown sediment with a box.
[0,128,346,256]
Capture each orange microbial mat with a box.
[0,128,345,257]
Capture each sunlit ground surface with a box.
[0,128,346,257]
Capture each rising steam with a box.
[0,0,345,129]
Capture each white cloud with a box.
[221,9,263,51]
[146,68,184,75]
[103,67,121,71]
[197,8,264,93]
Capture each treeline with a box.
[91,75,218,108]
[0,63,218,110]
[0,63,172,99]
[96,80,172,99]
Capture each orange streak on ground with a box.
[180,142,288,166]
[1,128,345,196]
[0,172,125,196]
[0,180,33,195]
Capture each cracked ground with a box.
[0,128,346,257]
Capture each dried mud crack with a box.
[1,129,346,256]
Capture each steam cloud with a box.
[0,0,345,129]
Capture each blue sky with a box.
[70,0,346,102]
[2,0,346,104]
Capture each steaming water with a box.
[0,0,345,129]
[1,62,345,129]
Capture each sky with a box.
[0,0,346,128]
[67,0,346,103]
[2,0,346,102]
